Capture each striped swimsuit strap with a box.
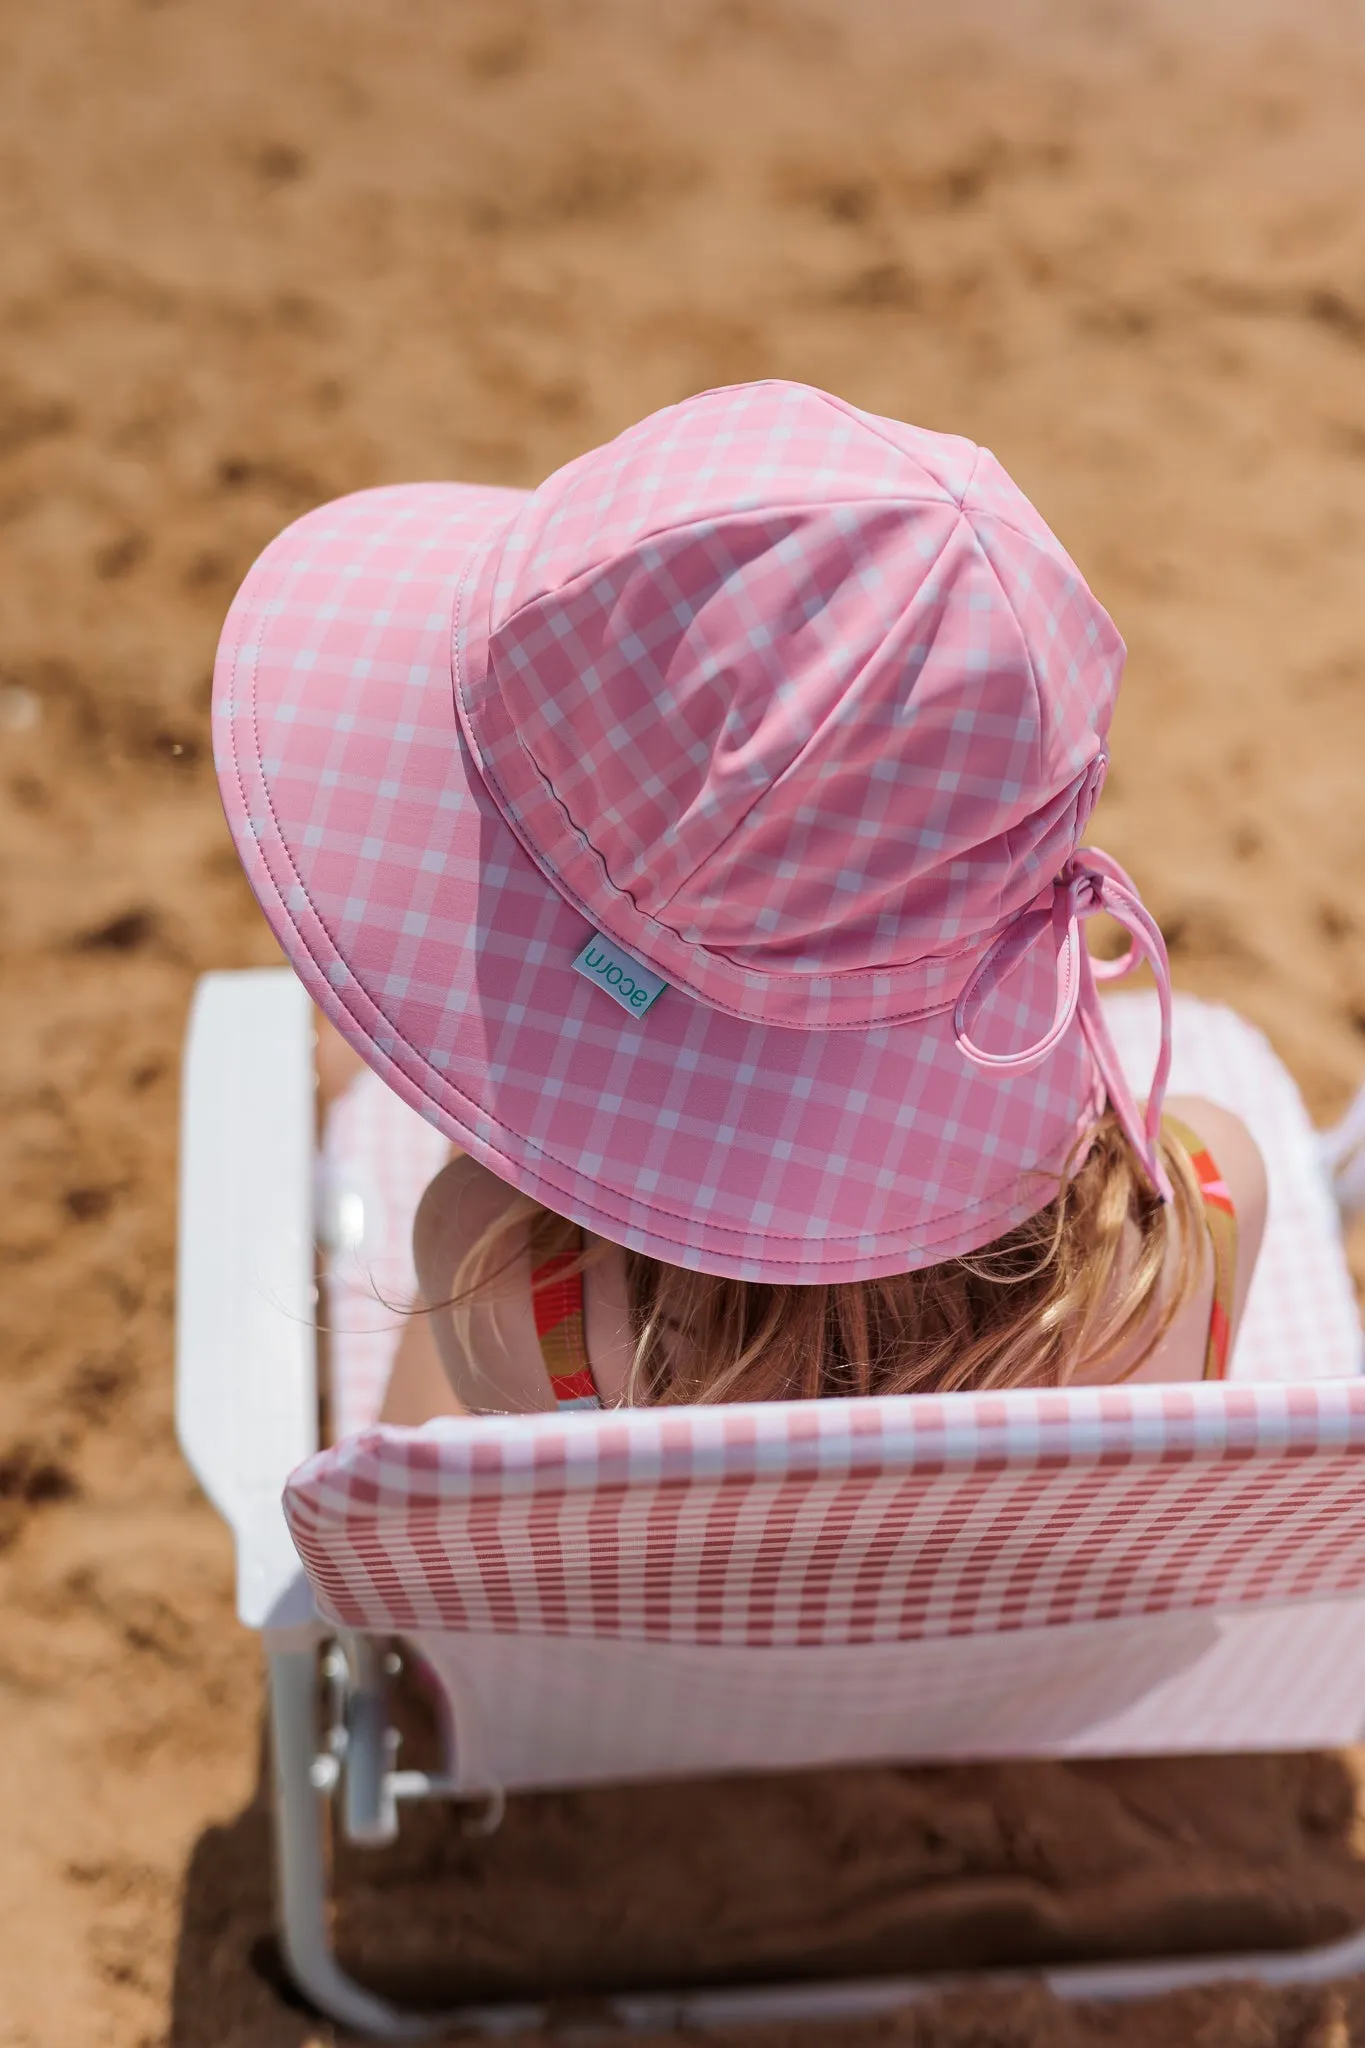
[1160,1113,1239,1382]
[529,1228,602,1411]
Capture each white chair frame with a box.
[176,969,1365,2038]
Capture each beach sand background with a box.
[6,2,1365,2041]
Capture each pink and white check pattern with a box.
[214,383,1132,1279]
[304,991,1363,1652]
[287,1380,1365,1649]
[317,990,1360,1447]
[401,1596,1365,1787]
[296,995,1365,1782]
[454,383,1120,1026]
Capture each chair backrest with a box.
[285,1381,1365,1649]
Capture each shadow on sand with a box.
[169,1663,1365,2042]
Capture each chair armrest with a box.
[175,969,319,1633]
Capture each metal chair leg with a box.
[267,1648,435,2039]
[340,1635,400,1848]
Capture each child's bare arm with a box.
[1166,1094,1267,1349]
[409,1155,559,1414]
[376,1309,466,1426]
[1093,1095,1267,1386]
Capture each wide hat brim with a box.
[213,483,1103,1283]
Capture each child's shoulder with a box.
[411,1151,524,1303]
[1164,1093,1267,1238]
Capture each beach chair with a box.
[177,967,1365,2039]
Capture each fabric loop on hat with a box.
[954,847,1175,1202]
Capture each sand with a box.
[6,2,1365,2041]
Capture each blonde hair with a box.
[444,1115,1206,1405]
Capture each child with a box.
[214,380,1266,1422]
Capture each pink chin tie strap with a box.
[952,847,1174,1203]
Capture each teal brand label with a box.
[572,932,668,1019]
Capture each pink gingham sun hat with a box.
[213,379,1174,1282]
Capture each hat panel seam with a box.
[491,487,964,640]
[459,635,986,1019]
[801,386,983,504]
[968,512,1118,844]
[652,502,972,918]
[965,516,1049,935]
[465,499,1041,1011]
[224,562,1073,1268]
[469,584,980,1022]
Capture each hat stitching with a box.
[231,578,1064,1271]
[455,509,1056,1023]
[216,454,1111,1279]
[652,502,973,916]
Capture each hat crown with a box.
[481,382,1121,1011]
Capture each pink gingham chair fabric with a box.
[292,1381,1365,1650]
[301,991,1365,1791]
